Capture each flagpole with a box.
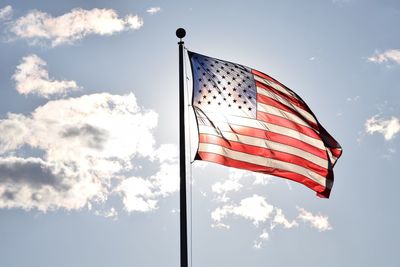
[176,28,188,267]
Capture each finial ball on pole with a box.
[176,28,186,39]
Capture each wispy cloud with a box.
[9,8,144,46]
[253,229,269,249]
[210,169,272,202]
[212,196,332,246]
[0,93,177,212]
[382,147,397,160]
[217,195,275,227]
[368,49,400,65]
[271,208,298,229]
[209,169,331,246]
[297,207,332,231]
[146,7,161,15]
[13,54,79,98]
[0,5,12,21]
[116,153,179,212]
[211,194,298,231]
[211,195,275,228]
[94,207,118,220]
[211,174,242,202]
[365,116,400,140]
[346,95,360,102]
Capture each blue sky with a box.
[0,1,399,267]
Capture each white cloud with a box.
[212,179,242,202]
[211,207,231,229]
[210,191,332,245]
[0,155,106,211]
[153,144,178,163]
[368,49,400,64]
[365,116,400,140]
[208,169,331,245]
[13,54,79,98]
[211,195,275,227]
[211,194,304,247]
[125,15,144,30]
[0,5,12,21]
[252,172,273,185]
[116,177,158,212]
[146,7,161,15]
[9,8,144,46]
[115,161,179,212]
[259,230,269,240]
[193,161,208,169]
[231,195,274,225]
[211,172,242,202]
[253,229,269,249]
[271,208,298,229]
[95,207,118,220]
[210,169,273,204]
[0,92,178,212]
[297,207,332,231]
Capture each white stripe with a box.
[195,110,325,150]
[256,86,317,125]
[199,125,328,168]
[198,143,326,186]
[254,74,300,101]
[257,102,317,130]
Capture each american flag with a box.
[188,51,342,198]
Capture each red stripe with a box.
[199,121,328,160]
[253,72,342,160]
[199,134,328,177]
[257,111,321,140]
[252,69,298,99]
[256,81,310,112]
[197,151,330,198]
[330,148,342,158]
[257,93,319,129]
[257,93,342,161]
[252,69,288,90]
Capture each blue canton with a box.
[190,52,257,118]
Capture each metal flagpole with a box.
[176,28,188,267]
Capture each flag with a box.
[188,51,342,198]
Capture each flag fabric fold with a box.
[188,51,342,198]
